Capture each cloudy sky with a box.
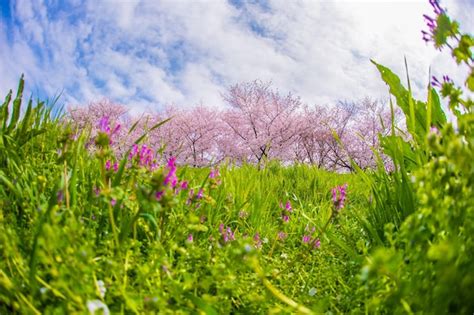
[0,0,472,114]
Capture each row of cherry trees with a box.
[68,80,396,171]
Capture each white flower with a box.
[87,300,110,315]
[280,253,288,259]
[308,287,317,296]
[262,237,269,244]
[97,280,106,298]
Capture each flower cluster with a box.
[421,0,445,45]
[219,224,236,243]
[96,116,121,146]
[129,144,157,169]
[253,232,262,249]
[105,160,119,172]
[331,183,348,211]
[279,200,293,223]
[431,75,453,88]
[302,225,321,249]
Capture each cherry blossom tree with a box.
[221,80,301,167]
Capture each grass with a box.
[1,66,473,314]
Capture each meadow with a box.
[0,2,473,314]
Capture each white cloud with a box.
[0,0,472,112]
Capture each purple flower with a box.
[155,190,164,200]
[105,160,111,171]
[302,235,311,243]
[113,162,119,172]
[442,75,452,84]
[187,234,193,242]
[110,199,117,207]
[209,168,220,179]
[282,214,290,222]
[313,238,321,249]
[431,76,442,88]
[180,181,189,190]
[163,157,178,188]
[98,116,110,133]
[277,231,287,240]
[196,188,204,199]
[429,0,445,15]
[57,190,64,203]
[254,232,262,249]
[219,224,235,243]
[285,201,292,212]
[129,144,139,160]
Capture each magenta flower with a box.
[187,234,193,242]
[285,201,292,212]
[98,116,121,140]
[129,144,139,160]
[105,160,111,171]
[332,184,348,210]
[110,199,117,207]
[113,162,119,172]
[180,181,189,190]
[313,238,321,249]
[302,235,311,243]
[282,214,290,222]
[155,190,164,200]
[163,157,178,188]
[209,168,220,179]
[196,188,204,199]
[98,116,110,133]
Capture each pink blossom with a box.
[187,234,193,242]
[105,160,111,171]
[302,235,311,243]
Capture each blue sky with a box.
[0,0,472,114]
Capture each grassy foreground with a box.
[0,94,371,313]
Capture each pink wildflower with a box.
[277,231,287,240]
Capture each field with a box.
[0,2,473,314]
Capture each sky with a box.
[0,0,472,114]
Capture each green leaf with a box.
[8,75,24,132]
[1,90,12,131]
[466,72,474,92]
